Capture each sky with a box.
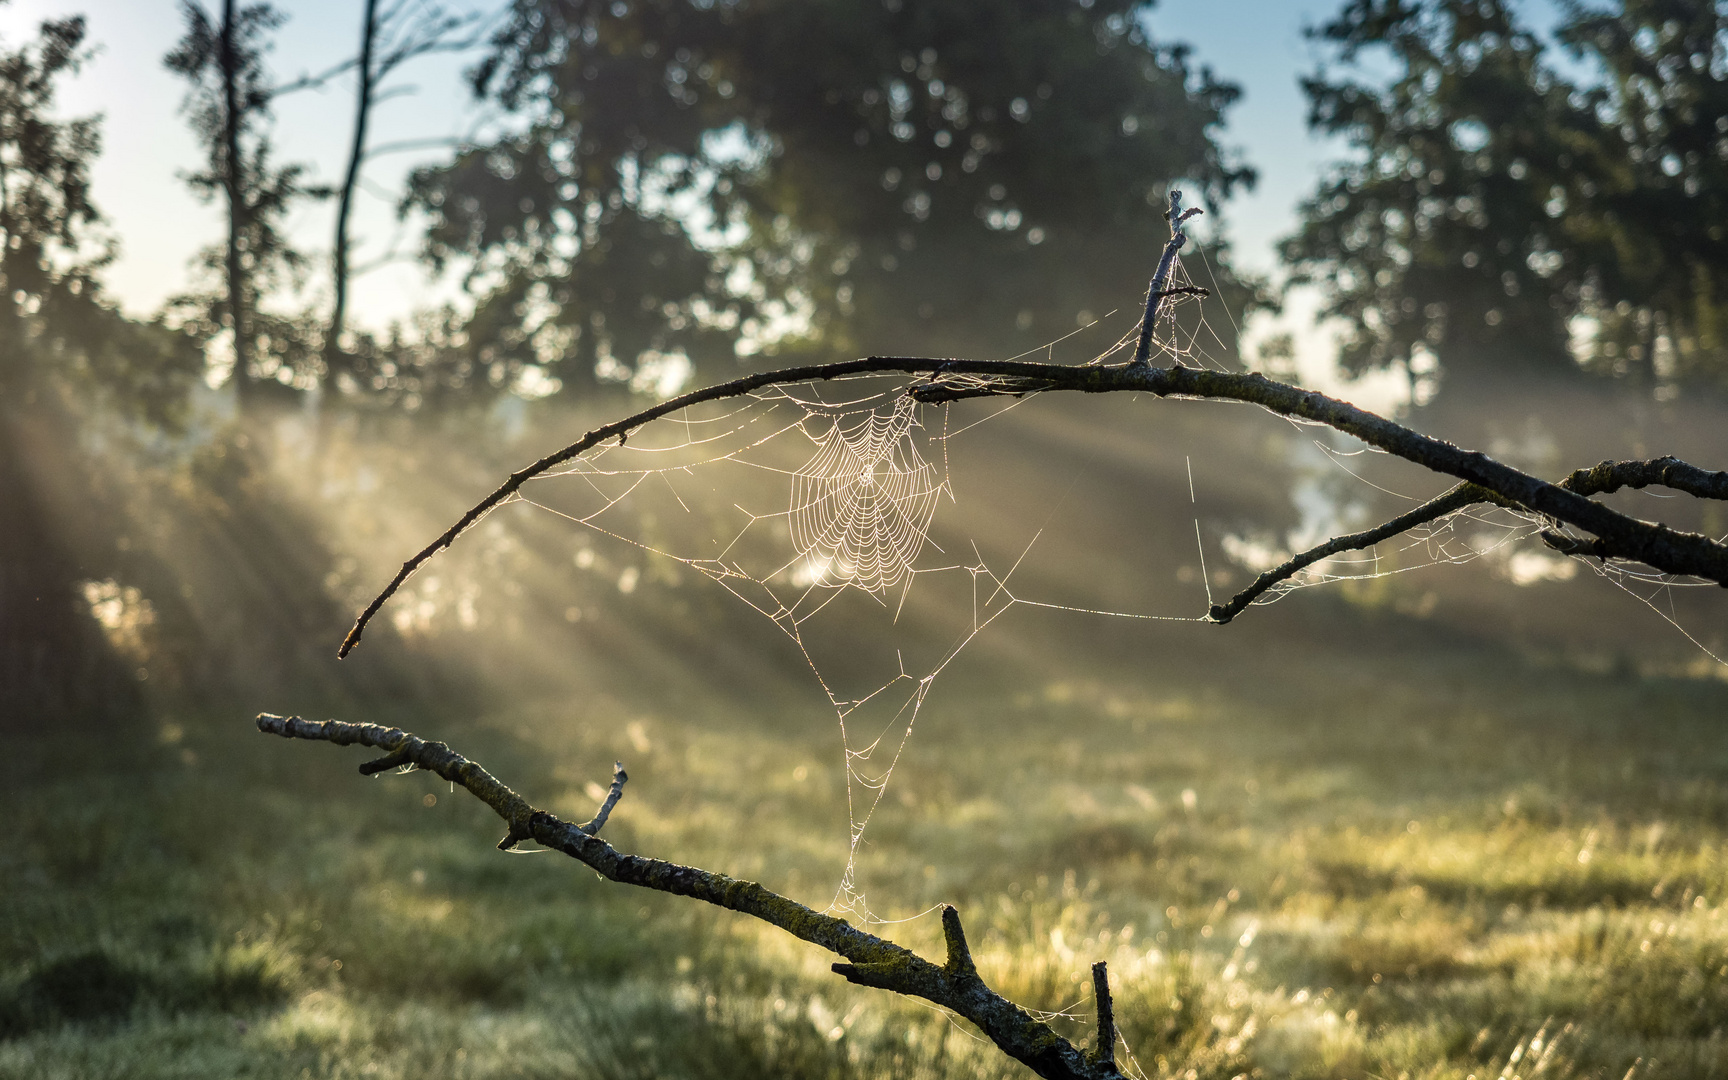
[0,0,1353,308]
[0,0,502,324]
[0,0,1385,373]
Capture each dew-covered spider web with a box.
[789,395,941,597]
[512,377,1051,918]
[473,241,1728,920]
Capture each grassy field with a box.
[6,383,1728,1078]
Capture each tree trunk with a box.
[326,0,378,376]
[219,0,250,401]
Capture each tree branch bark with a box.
[255,713,1128,1080]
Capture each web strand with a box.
[493,266,1728,920]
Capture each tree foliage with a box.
[1557,0,1728,384]
[0,6,201,730]
[0,7,196,419]
[407,0,1255,395]
[1285,0,1728,389]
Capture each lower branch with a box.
[256,714,1127,1080]
[1209,482,1493,623]
[1210,456,1728,623]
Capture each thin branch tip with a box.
[1090,961,1117,1070]
[940,904,978,979]
[580,760,629,836]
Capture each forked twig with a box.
[1130,189,1204,369]
[1210,456,1728,622]
[256,714,1129,1080]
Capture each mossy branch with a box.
[255,714,1129,1080]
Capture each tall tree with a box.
[1286,0,1728,390]
[166,0,327,403]
[326,0,478,376]
[1555,0,1728,385]
[1282,0,1606,385]
[407,0,1255,396]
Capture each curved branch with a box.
[1208,482,1495,623]
[256,714,1126,1080]
[337,360,1728,656]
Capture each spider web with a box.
[789,395,941,596]
[512,374,1082,918]
[495,249,1256,920]
[485,241,1725,923]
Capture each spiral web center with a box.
[789,396,942,595]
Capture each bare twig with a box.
[268,56,362,98]
[1130,190,1202,369]
[1210,456,1728,623]
[1090,962,1116,1071]
[581,761,627,836]
[361,135,470,158]
[256,714,1129,1080]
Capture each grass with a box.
[6,621,1728,1079]
[9,381,1728,1078]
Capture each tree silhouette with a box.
[166,0,328,403]
[406,0,1256,396]
[325,0,480,379]
[1285,0,1728,390]
[0,9,197,728]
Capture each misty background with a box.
[5,2,1728,1078]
